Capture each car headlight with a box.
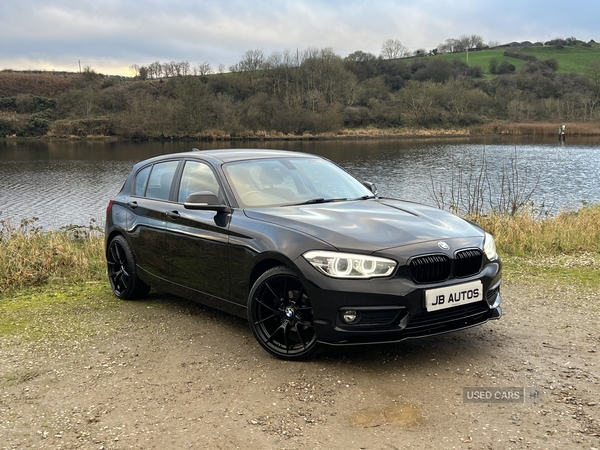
[484,232,498,261]
[302,251,396,279]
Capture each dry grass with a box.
[0,217,105,293]
[474,204,600,256]
[1,205,598,292]
[0,71,75,98]
[471,121,600,137]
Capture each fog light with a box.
[342,310,358,324]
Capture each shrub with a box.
[497,61,516,74]
[0,118,14,136]
[489,58,499,75]
[0,97,17,110]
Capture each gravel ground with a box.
[1,281,598,450]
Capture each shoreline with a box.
[2,121,600,142]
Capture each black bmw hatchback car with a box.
[105,149,502,360]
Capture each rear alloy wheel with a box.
[106,235,151,300]
[248,266,319,360]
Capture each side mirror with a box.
[362,181,378,197]
[184,191,231,213]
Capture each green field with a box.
[432,43,600,75]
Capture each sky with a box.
[1,0,598,76]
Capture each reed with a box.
[471,121,600,137]
[0,217,105,293]
[474,204,600,256]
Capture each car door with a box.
[164,159,231,300]
[127,159,180,280]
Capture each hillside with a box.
[1,41,600,140]
[429,42,600,75]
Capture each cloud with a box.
[1,0,597,75]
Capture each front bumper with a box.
[297,258,502,346]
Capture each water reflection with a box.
[1,137,598,228]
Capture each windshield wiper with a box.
[294,197,347,205]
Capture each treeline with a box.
[1,45,600,139]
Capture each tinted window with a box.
[134,165,151,196]
[177,161,220,203]
[145,161,179,201]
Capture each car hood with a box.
[244,198,483,253]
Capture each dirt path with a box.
[1,281,598,450]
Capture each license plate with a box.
[425,281,483,312]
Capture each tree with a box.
[395,80,444,126]
[344,51,379,82]
[586,60,600,90]
[195,62,213,77]
[380,39,408,59]
[237,48,266,72]
[438,38,459,54]
[489,58,498,75]
[138,66,149,80]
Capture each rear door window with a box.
[144,161,179,201]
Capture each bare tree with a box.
[130,64,140,77]
[238,48,266,72]
[468,34,484,49]
[149,61,163,79]
[438,35,484,53]
[438,38,459,54]
[193,62,212,76]
[179,61,190,76]
[380,39,408,59]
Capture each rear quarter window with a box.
[133,166,151,196]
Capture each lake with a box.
[1,136,599,229]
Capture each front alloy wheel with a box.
[248,266,319,360]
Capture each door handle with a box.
[166,210,181,219]
[127,201,138,209]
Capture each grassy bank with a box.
[4,116,600,141]
[1,204,599,296]
[3,120,600,142]
[477,204,600,288]
[0,217,105,293]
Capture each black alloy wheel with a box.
[248,266,319,360]
[106,235,151,300]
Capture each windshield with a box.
[223,157,372,208]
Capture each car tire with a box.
[248,266,320,360]
[106,235,151,300]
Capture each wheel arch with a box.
[105,230,126,256]
[249,257,290,293]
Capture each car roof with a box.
[128,149,329,178]
[200,148,312,162]
[158,148,316,164]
